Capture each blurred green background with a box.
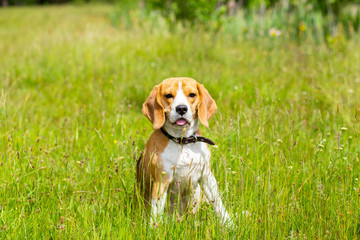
[2,0,360,38]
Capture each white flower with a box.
[269,28,281,37]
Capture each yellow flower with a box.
[299,22,306,32]
[114,140,118,144]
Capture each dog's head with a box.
[142,77,217,130]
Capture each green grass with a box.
[0,4,360,239]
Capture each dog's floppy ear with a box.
[142,84,165,130]
[197,83,217,128]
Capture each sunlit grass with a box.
[0,4,359,239]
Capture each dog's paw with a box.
[224,210,251,229]
[222,216,236,229]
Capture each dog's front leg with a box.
[150,192,167,226]
[150,176,171,227]
[201,169,232,226]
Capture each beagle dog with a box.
[136,77,231,226]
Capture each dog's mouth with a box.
[172,118,189,126]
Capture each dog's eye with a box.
[189,93,196,98]
[165,94,173,99]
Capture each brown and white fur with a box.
[136,77,231,226]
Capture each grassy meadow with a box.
[0,4,360,239]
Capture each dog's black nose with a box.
[176,105,188,115]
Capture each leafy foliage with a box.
[145,0,219,23]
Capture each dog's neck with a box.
[162,119,199,138]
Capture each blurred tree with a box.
[1,0,360,15]
[146,0,219,23]
[144,0,360,21]
[2,0,9,6]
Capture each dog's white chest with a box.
[161,141,210,184]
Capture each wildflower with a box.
[114,140,118,144]
[269,28,281,37]
[299,22,306,32]
[340,127,348,132]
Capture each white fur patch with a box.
[159,141,231,224]
[169,82,192,124]
[161,141,210,181]
[150,192,167,225]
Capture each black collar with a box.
[160,128,216,146]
